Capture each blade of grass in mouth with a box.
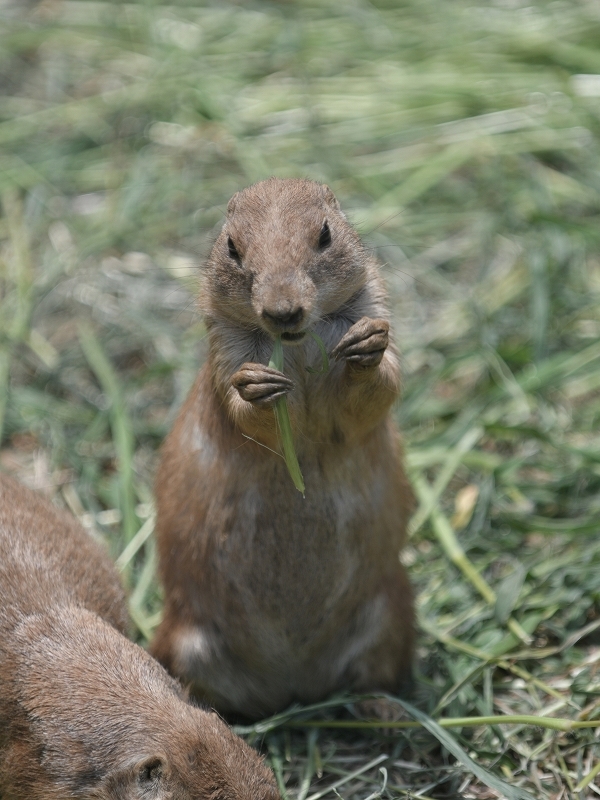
[305,331,330,374]
[268,332,330,493]
[268,335,305,496]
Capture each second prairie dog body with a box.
[0,474,279,800]
[152,178,415,718]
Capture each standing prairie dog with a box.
[0,473,279,800]
[151,178,415,719]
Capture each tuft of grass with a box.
[1,0,600,797]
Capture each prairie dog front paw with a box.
[331,317,389,368]
[231,363,294,406]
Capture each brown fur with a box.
[151,178,415,719]
[0,473,279,800]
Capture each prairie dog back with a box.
[0,474,128,632]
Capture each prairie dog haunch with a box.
[0,474,279,800]
[151,178,415,719]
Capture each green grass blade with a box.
[78,324,139,549]
[0,190,34,443]
[305,331,330,374]
[384,697,536,800]
[269,336,305,496]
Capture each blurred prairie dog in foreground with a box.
[151,177,415,719]
[0,473,279,800]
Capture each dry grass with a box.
[1,0,600,797]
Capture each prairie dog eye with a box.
[318,220,331,250]
[227,236,241,263]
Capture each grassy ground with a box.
[1,0,600,797]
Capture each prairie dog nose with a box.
[262,306,304,330]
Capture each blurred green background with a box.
[1,1,600,798]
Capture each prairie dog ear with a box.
[136,754,167,788]
[227,192,240,215]
[321,184,340,210]
[92,754,168,798]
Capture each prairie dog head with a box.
[205,178,369,343]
